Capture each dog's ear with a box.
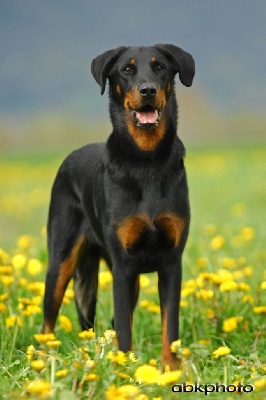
[155,44,195,87]
[91,46,128,95]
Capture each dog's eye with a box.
[155,64,164,72]
[123,65,134,74]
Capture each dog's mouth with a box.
[129,105,162,127]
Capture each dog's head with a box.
[91,45,195,151]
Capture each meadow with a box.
[0,144,266,399]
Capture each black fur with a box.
[43,44,195,370]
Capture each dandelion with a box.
[26,345,36,360]
[17,234,34,250]
[0,303,7,313]
[260,281,266,290]
[210,235,224,250]
[107,350,127,366]
[27,379,51,397]
[59,315,73,332]
[34,333,56,344]
[182,348,191,358]
[170,340,182,353]
[0,248,9,264]
[242,294,254,303]
[135,365,160,384]
[253,306,266,314]
[12,254,27,269]
[55,369,69,378]
[220,280,238,292]
[45,340,62,348]
[103,329,116,342]
[98,270,112,289]
[23,305,42,316]
[0,275,14,286]
[253,378,266,390]
[240,227,255,242]
[146,304,160,313]
[243,266,253,277]
[129,351,137,363]
[222,316,243,333]
[0,266,13,274]
[105,385,140,400]
[196,289,214,300]
[212,346,231,359]
[27,258,42,275]
[221,257,236,269]
[197,257,208,268]
[238,282,250,292]
[140,274,151,288]
[78,328,96,340]
[0,293,8,301]
[158,369,182,385]
[84,373,99,381]
[5,315,23,328]
[31,359,46,371]
[149,359,158,367]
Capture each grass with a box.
[0,144,266,399]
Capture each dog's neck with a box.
[107,91,183,162]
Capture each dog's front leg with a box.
[112,267,138,352]
[158,256,182,371]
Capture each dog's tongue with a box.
[136,110,158,124]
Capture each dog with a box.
[43,44,195,370]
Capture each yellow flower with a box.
[28,281,45,295]
[146,304,160,313]
[0,249,9,264]
[197,257,208,268]
[103,329,116,342]
[210,235,224,250]
[105,385,140,400]
[149,359,158,367]
[17,235,34,250]
[170,340,182,353]
[196,289,214,301]
[135,365,160,384]
[220,280,238,292]
[27,379,51,397]
[158,370,182,385]
[240,227,255,242]
[45,340,61,348]
[243,266,253,277]
[0,293,8,301]
[5,315,23,328]
[107,351,127,365]
[260,281,266,290]
[0,275,14,286]
[222,316,243,333]
[253,306,266,314]
[59,315,73,332]
[78,328,96,340]
[129,351,137,363]
[182,348,191,358]
[34,333,56,344]
[242,294,254,304]
[26,345,36,360]
[27,258,42,275]
[0,266,13,274]
[0,303,7,313]
[84,373,99,381]
[12,254,27,269]
[221,257,236,269]
[212,346,231,359]
[98,270,113,289]
[238,282,250,292]
[23,305,42,316]
[31,359,46,371]
[140,275,151,288]
[253,378,266,390]
[55,369,69,378]
[198,339,209,345]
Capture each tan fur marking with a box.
[161,308,181,371]
[154,213,186,247]
[129,59,135,64]
[116,84,121,95]
[116,214,152,250]
[151,57,156,62]
[53,236,86,310]
[124,87,167,151]
[167,82,171,92]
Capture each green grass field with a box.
[0,144,266,399]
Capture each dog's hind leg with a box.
[74,247,100,331]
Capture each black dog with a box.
[43,44,195,370]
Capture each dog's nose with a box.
[138,83,157,97]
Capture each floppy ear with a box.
[91,46,128,95]
[154,44,195,87]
